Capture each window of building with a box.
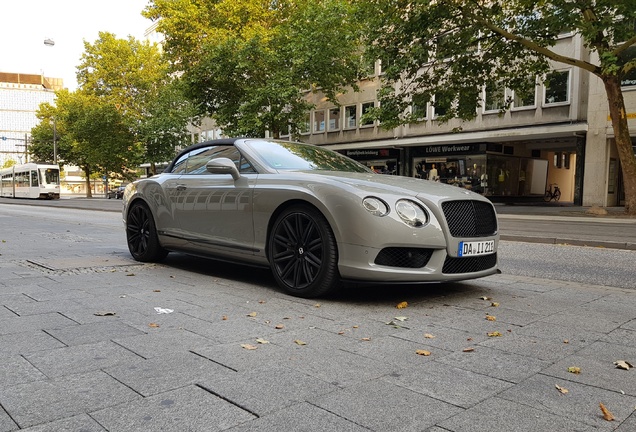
[328,108,340,131]
[313,110,326,133]
[361,102,375,127]
[544,70,570,105]
[432,92,453,118]
[512,79,537,109]
[620,45,636,87]
[484,82,506,112]
[344,105,357,129]
[411,93,428,120]
[300,113,310,134]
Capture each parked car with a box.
[108,186,125,199]
[123,138,499,298]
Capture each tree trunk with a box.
[603,75,636,215]
[83,166,93,198]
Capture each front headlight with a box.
[395,199,428,227]
[363,197,389,216]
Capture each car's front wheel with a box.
[268,205,340,298]
[126,201,168,262]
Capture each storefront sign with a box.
[414,143,484,157]
[344,149,400,160]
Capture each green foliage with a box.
[145,0,365,137]
[2,159,17,169]
[359,0,636,124]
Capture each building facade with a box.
[292,32,635,207]
[0,72,62,167]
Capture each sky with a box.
[0,0,154,91]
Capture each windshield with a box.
[248,140,372,173]
[41,168,60,185]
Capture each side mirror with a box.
[206,158,241,180]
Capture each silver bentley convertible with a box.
[123,138,499,298]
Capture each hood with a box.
[291,170,488,203]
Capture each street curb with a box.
[500,234,636,251]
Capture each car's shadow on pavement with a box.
[158,253,483,305]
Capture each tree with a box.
[143,0,365,137]
[361,0,636,214]
[30,90,137,197]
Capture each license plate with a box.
[458,240,495,257]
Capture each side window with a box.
[171,151,190,174]
[184,146,256,175]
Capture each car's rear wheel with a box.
[268,205,339,298]
[126,201,168,262]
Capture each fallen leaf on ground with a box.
[394,316,408,322]
[247,312,257,317]
[241,344,258,350]
[94,311,116,316]
[361,337,371,341]
[153,290,161,292]
[424,333,436,339]
[568,366,581,374]
[614,360,633,370]
[480,296,492,301]
[555,384,569,394]
[491,302,500,307]
[255,338,269,344]
[126,273,135,277]
[396,301,408,309]
[314,303,321,308]
[222,315,228,320]
[486,315,496,321]
[258,300,266,304]
[600,403,615,421]
[563,339,569,344]
[338,331,345,335]
[275,324,285,329]
[353,325,359,329]
[148,323,160,328]
[294,340,307,346]
[463,347,475,352]
[487,331,502,337]
[416,349,431,356]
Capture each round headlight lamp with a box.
[362,197,389,216]
[395,200,428,227]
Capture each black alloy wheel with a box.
[126,202,168,262]
[268,205,339,298]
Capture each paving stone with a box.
[540,307,630,333]
[198,366,337,416]
[515,320,604,346]
[90,385,255,432]
[0,305,18,320]
[0,406,18,432]
[394,324,489,352]
[112,328,217,359]
[478,332,582,361]
[192,340,294,373]
[0,355,47,387]
[437,397,597,432]
[3,299,85,317]
[0,371,140,429]
[104,352,235,396]
[45,320,146,346]
[19,414,106,432]
[435,345,551,383]
[225,402,368,432]
[344,334,452,366]
[310,380,463,431]
[0,312,77,335]
[383,361,513,408]
[0,331,65,356]
[24,340,144,377]
[615,410,636,432]
[498,374,636,428]
[601,328,636,348]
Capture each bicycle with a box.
[544,183,561,202]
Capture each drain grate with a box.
[20,255,147,276]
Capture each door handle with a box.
[176,184,187,191]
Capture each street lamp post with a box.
[44,38,57,165]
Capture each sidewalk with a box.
[1,199,635,431]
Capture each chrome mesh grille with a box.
[441,200,498,237]
[375,248,434,268]
[442,253,497,274]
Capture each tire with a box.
[126,201,168,262]
[555,189,561,201]
[268,205,340,298]
[543,191,552,202]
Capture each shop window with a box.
[344,105,357,129]
[620,45,636,87]
[544,70,570,105]
[411,93,428,120]
[554,152,562,168]
[484,82,505,112]
[361,102,375,127]
[328,108,340,131]
[313,110,326,133]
